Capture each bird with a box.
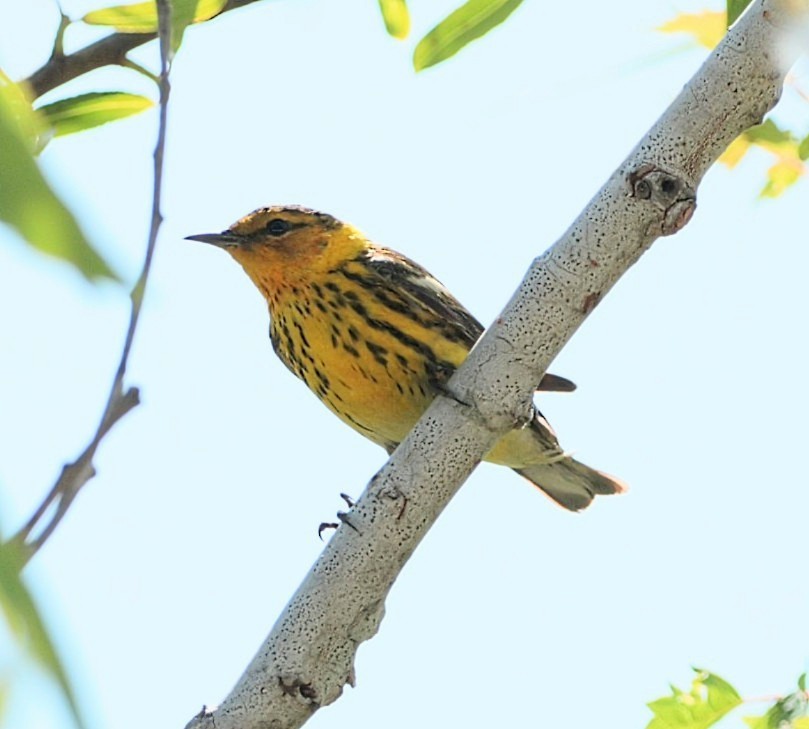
[187,205,626,511]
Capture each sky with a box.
[0,1,808,728]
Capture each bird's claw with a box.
[337,511,360,534]
[318,522,339,540]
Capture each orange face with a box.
[188,205,368,295]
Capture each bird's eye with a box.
[266,218,291,236]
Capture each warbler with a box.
[188,205,625,511]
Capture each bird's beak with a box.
[185,232,240,248]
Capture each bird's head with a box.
[187,205,366,291]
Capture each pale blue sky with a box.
[1,1,807,728]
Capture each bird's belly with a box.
[293,336,562,467]
[273,311,437,449]
[315,350,435,449]
[270,292,466,451]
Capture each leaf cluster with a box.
[658,0,809,197]
[647,669,809,729]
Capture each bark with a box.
[185,1,807,727]
[24,0,262,98]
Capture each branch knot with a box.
[628,164,696,236]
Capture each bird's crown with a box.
[228,205,342,237]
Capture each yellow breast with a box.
[268,273,469,450]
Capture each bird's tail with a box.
[514,458,627,512]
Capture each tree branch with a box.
[24,0,263,99]
[186,1,806,727]
[7,0,177,567]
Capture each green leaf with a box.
[379,0,410,39]
[798,134,809,162]
[745,119,794,146]
[413,0,524,71]
[0,70,49,152]
[727,0,752,26]
[170,0,212,52]
[759,159,801,198]
[0,539,85,729]
[0,90,118,281]
[744,685,809,728]
[0,680,8,723]
[743,716,768,729]
[37,92,153,137]
[743,674,809,729]
[658,11,726,49]
[647,668,742,729]
[83,0,226,33]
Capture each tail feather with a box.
[515,458,627,512]
[537,373,577,393]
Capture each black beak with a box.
[185,232,240,248]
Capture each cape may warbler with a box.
[188,206,625,511]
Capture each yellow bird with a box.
[188,206,625,510]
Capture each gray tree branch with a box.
[24,0,262,99]
[7,0,176,567]
[185,1,806,727]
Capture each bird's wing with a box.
[361,246,484,348]
[357,246,576,393]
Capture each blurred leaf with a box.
[658,11,726,49]
[170,0,211,52]
[131,269,147,307]
[719,119,806,197]
[0,71,49,152]
[727,0,752,26]
[0,539,85,729]
[744,715,768,729]
[760,158,803,197]
[379,0,410,39]
[0,90,118,281]
[743,673,809,729]
[798,134,809,161]
[646,668,742,729]
[414,0,524,71]
[747,718,809,729]
[744,680,809,728]
[719,134,752,168]
[83,0,226,33]
[746,118,794,146]
[38,92,153,137]
[0,680,7,723]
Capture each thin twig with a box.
[24,0,262,99]
[8,0,175,568]
[120,58,160,84]
[745,690,809,703]
[50,9,70,62]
